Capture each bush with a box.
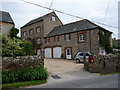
[20,40,35,55]
[2,67,48,84]
[2,37,35,57]
[2,70,19,83]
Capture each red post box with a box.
[88,56,94,63]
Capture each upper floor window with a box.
[65,34,70,41]
[79,34,85,42]
[57,36,60,41]
[23,31,27,37]
[29,29,34,35]
[51,16,55,21]
[36,27,41,33]
[45,38,50,43]
[49,16,56,22]
[36,37,41,44]
[54,36,56,42]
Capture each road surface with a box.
[27,72,119,88]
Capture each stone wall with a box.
[84,54,120,74]
[2,56,44,71]
[0,22,14,37]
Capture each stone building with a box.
[0,11,15,37]
[21,12,112,59]
[21,12,63,56]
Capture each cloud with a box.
[1,0,119,38]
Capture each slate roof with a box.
[0,11,14,24]
[46,19,108,37]
[21,12,56,28]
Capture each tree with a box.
[2,37,35,57]
[10,27,20,39]
[2,38,24,57]
[20,40,35,55]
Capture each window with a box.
[36,37,41,44]
[36,27,41,33]
[49,16,56,22]
[45,38,50,43]
[51,16,55,21]
[29,29,33,35]
[54,36,56,42]
[78,52,83,56]
[65,34,70,41]
[57,36,60,41]
[79,34,85,42]
[23,31,26,37]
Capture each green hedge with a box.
[2,66,48,84]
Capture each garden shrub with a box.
[2,70,19,83]
[2,66,48,84]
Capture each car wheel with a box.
[76,59,80,63]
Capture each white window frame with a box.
[66,34,70,41]
[51,16,55,21]
[49,16,56,22]
[79,34,85,42]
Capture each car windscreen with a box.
[86,52,92,56]
[78,53,83,56]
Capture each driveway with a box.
[26,59,99,88]
[44,59,84,74]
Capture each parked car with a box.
[75,52,93,63]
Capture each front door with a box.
[37,49,41,56]
[66,48,72,59]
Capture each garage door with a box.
[53,47,62,58]
[45,48,52,58]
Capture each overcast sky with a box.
[1,0,119,38]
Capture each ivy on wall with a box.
[98,29,114,54]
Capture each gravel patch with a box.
[44,59,84,74]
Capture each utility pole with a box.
[49,0,54,12]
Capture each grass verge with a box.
[100,72,120,76]
[2,80,47,89]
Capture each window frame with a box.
[45,37,50,43]
[54,36,56,42]
[49,15,56,22]
[51,16,56,21]
[36,26,41,33]
[29,29,34,35]
[36,37,41,44]
[57,36,60,41]
[78,33,85,42]
[23,31,27,37]
[65,34,71,41]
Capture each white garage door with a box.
[53,47,62,58]
[45,48,52,58]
